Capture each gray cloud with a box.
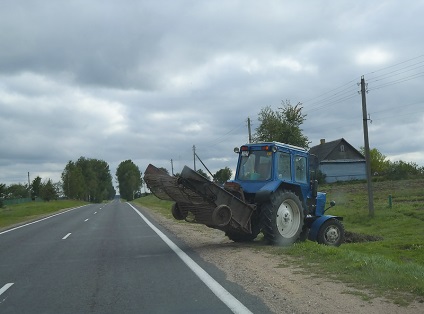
[1,0,424,186]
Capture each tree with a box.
[6,183,29,199]
[0,183,5,207]
[61,158,115,202]
[214,167,232,184]
[359,147,389,175]
[386,160,424,180]
[31,176,42,199]
[254,100,309,148]
[116,160,142,201]
[40,179,58,201]
[62,161,86,200]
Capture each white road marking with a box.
[0,205,87,236]
[84,219,89,222]
[128,203,253,314]
[62,233,72,240]
[0,283,14,297]
[94,212,97,214]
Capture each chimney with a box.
[320,139,325,145]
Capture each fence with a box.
[1,198,42,205]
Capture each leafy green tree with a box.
[31,176,42,199]
[62,161,86,200]
[116,160,142,201]
[0,183,5,207]
[386,160,424,180]
[254,100,309,148]
[359,147,389,175]
[40,179,57,201]
[61,158,115,202]
[6,183,29,199]
[0,183,6,198]
[214,167,232,184]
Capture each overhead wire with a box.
[200,55,424,150]
[365,54,424,77]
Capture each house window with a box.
[340,145,345,152]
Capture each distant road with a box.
[0,200,269,313]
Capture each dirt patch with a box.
[344,231,383,243]
[139,205,423,314]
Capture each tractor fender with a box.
[254,181,281,203]
[308,215,343,242]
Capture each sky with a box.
[1,0,424,191]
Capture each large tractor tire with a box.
[261,190,305,246]
[317,219,345,246]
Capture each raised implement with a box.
[144,164,255,234]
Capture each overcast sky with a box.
[1,0,424,189]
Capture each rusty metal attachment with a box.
[144,164,255,234]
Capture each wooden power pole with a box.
[192,145,196,171]
[360,76,375,217]
[247,117,252,143]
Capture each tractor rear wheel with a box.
[317,219,345,246]
[261,190,305,246]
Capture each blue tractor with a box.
[144,141,345,246]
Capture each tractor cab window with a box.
[295,156,307,183]
[277,152,291,181]
[238,150,272,181]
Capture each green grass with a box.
[0,200,88,228]
[134,179,424,304]
[133,196,175,219]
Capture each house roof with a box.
[309,138,364,162]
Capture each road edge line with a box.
[127,203,253,314]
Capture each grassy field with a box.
[0,200,88,229]
[134,179,424,305]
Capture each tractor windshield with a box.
[237,150,272,181]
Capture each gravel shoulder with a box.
[139,204,423,314]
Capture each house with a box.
[309,138,366,183]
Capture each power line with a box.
[365,54,424,77]
[197,120,245,148]
[369,101,424,115]
[367,61,424,83]
[301,78,358,104]
[369,72,424,91]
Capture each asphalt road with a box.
[0,199,270,313]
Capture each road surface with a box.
[0,199,270,313]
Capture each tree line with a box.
[0,157,145,206]
[359,147,424,180]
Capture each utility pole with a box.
[192,145,196,171]
[170,159,174,176]
[360,76,375,217]
[27,172,31,199]
[247,117,252,143]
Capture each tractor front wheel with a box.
[261,190,305,246]
[317,219,345,246]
